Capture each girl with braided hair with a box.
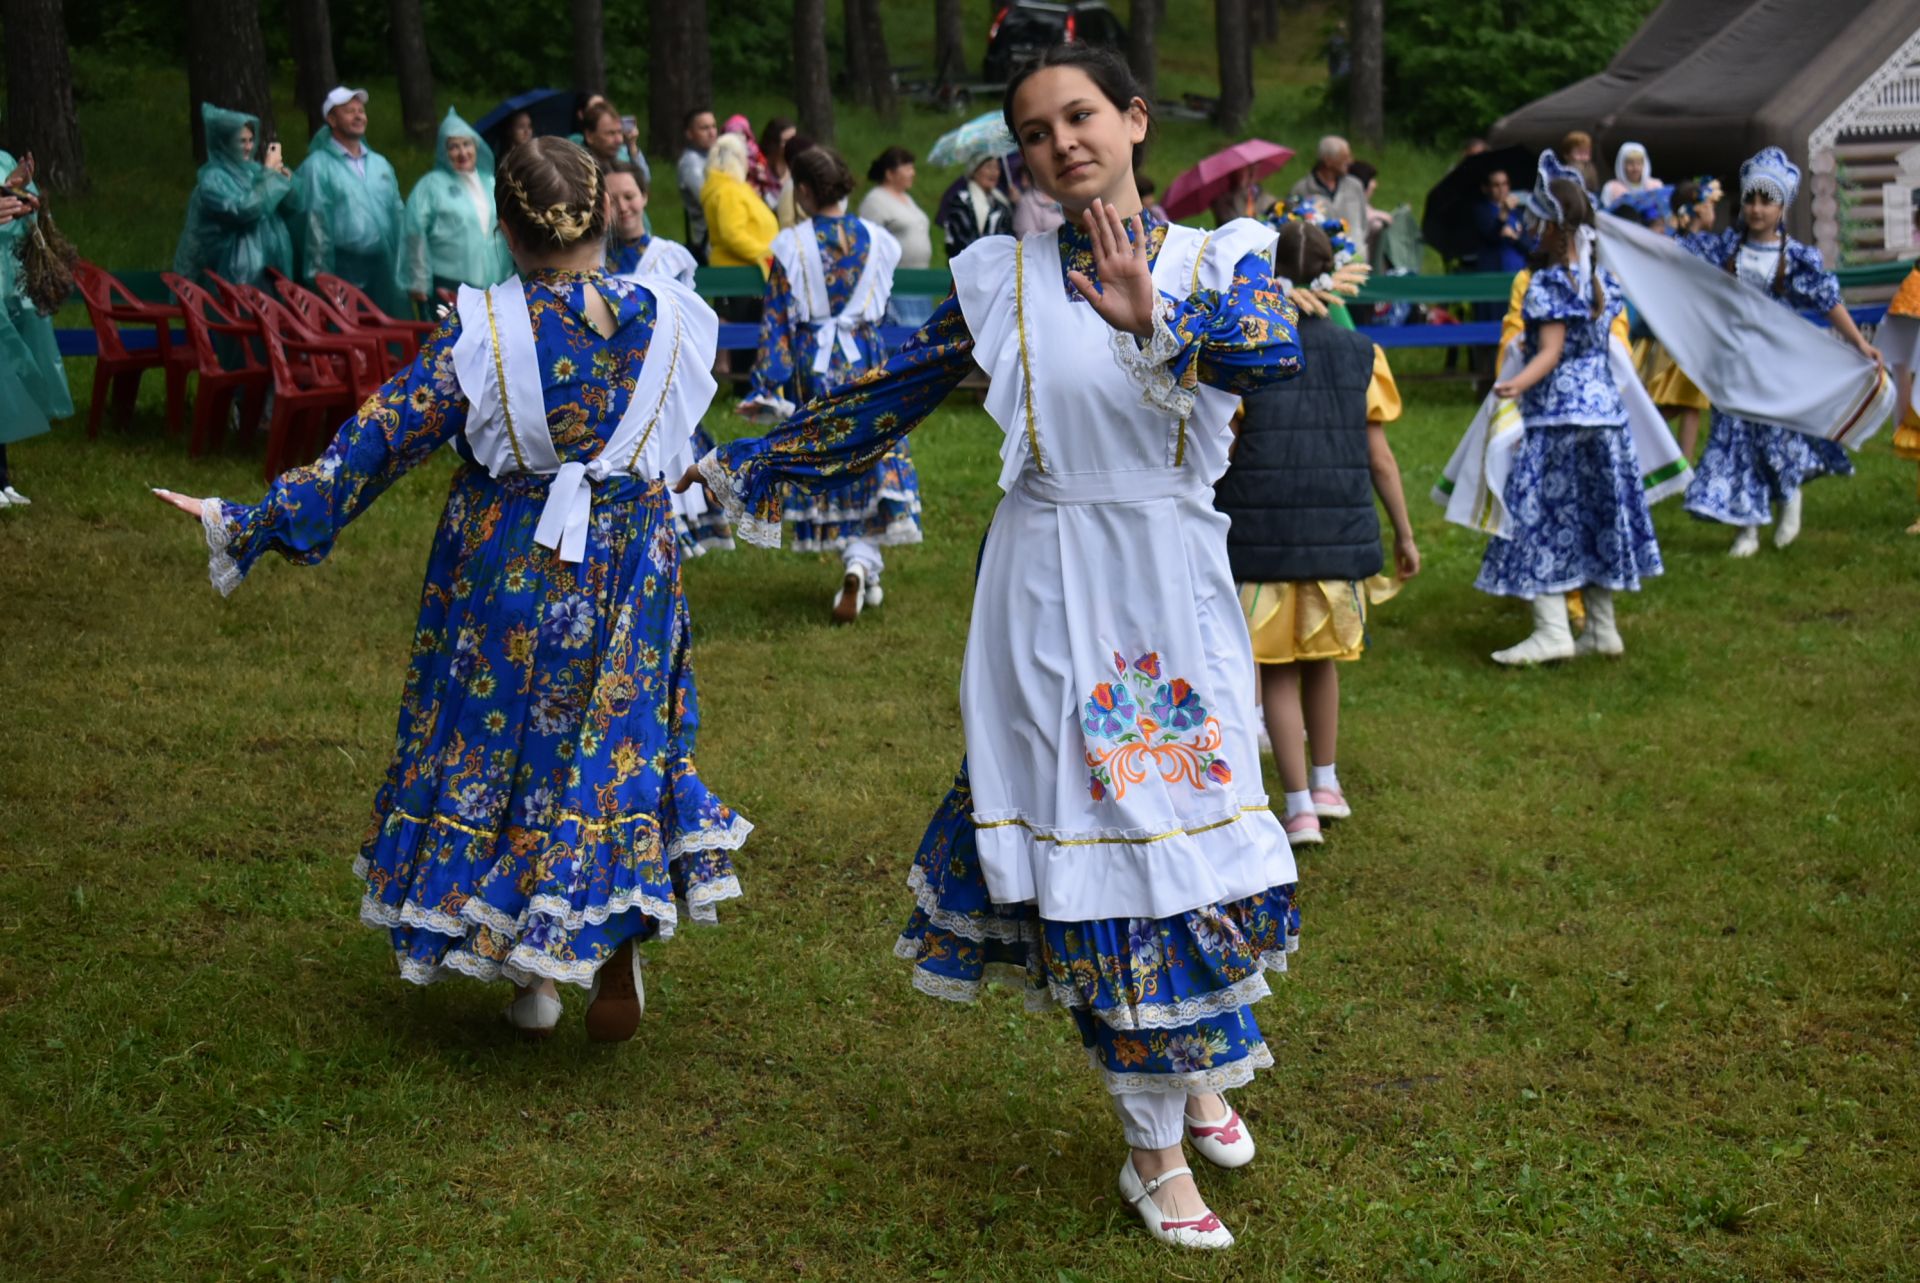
[1679,148,1880,556]
[739,143,918,621]
[1473,151,1664,665]
[154,137,748,1041]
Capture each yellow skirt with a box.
[1239,576,1400,664]
[1894,416,1920,464]
[1634,338,1709,412]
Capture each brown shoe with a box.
[584,938,645,1042]
[831,564,866,624]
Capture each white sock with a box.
[1310,763,1339,792]
[1284,789,1312,819]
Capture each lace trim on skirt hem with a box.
[1091,1041,1275,1096]
[904,864,1038,944]
[1052,969,1274,1032]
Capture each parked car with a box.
[983,1,1128,84]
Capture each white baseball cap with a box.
[322,86,369,117]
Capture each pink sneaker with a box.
[1311,787,1350,820]
[1283,811,1322,846]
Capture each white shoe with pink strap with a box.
[1185,1098,1256,1169]
[1117,1157,1234,1249]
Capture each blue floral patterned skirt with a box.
[783,438,924,555]
[896,761,1300,1095]
[1684,410,1853,526]
[356,468,750,988]
[1476,423,1664,598]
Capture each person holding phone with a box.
[0,147,72,509]
[174,102,296,291]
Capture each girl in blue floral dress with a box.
[689,47,1302,1250]
[738,145,920,623]
[1681,148,1881,557]
[1478,152,1663,665]
[157,139,749,1042]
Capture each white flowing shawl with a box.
[1595,212,1892,448]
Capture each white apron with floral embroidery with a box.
[949,218,1295,923]
[451,274,719,561]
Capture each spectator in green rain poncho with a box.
[291,86,413,316]
[173,102,295,289]
[403,108,513,301]
[0,148,73,509]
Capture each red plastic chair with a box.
[235,286,373,480]
[162,273,272,458]
[313,271,437,363]
[71,261,189,437]
[271,274,396,381]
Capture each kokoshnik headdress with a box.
[1527,148,1587,225]
[1740,146,1800,208]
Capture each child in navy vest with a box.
[1212,220,1419,847]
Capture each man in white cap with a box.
[290,86,415,315]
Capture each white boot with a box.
[832,562,866,624]
[1,486,28,506]
[1492,593,1575,666]
[1729,526,1761,558]
[1574,587,1624,656]
[1774,490,1803,547]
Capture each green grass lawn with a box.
[2,369,1917,1280]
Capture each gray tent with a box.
[1490,0,1920,264]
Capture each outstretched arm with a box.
[688,292,976,545]
[155,317,469,595]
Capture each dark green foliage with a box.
[1373,0,1660,143]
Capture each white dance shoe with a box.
[1729,526,1761,558]
[1775,491,1803,547]
[504,988,563,1037]
[832,563,867,624]
[1117,1157,1234,1250]
[1185,1098,1256,1169]
[585,938,645,1043]
[1,487,28,506]
[1492,593,1574,666]
[864,577,884,608]
[1574,587,1624,657]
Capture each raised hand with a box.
[1064,198,1158,339]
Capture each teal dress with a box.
[0,150,73,449]
[403,109,513,299]
[173,103,295,290]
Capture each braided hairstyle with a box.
[496,136,608,253]
[790,144,856,210]
[1723,199,1789,297]
[1535,177,1605,319]
[1273,221,1334,289]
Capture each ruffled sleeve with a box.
[201,315,469,595]
[1783,241,1842,314]
[1365,344,1402,425]
[701,292,976,547]
[1113,241,1303,417]
[1522,266,1587,325]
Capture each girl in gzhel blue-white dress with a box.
[688,45,1303,1251]
[1477,152,1663,665]
[156,139,749,1043]
[1681,147,1881,557]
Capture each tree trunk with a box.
[0,0,87,192]
[842,0,872,109]
[284,0,338,137]
[793,0,834,143]
[571,0,606,97]
[1348,0,1383,147]
[1251,0,1280,43]
[1213,0,1252,133]
[933,0,966,91]
[646,0,692,157]
[183,0,277,166]
[388,0,435,145]
[1127,0,1158,104]
[851,0,896,122]
[687,0,711,113]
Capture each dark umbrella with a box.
[473,88,576,157]
[1421,145,1539,262]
